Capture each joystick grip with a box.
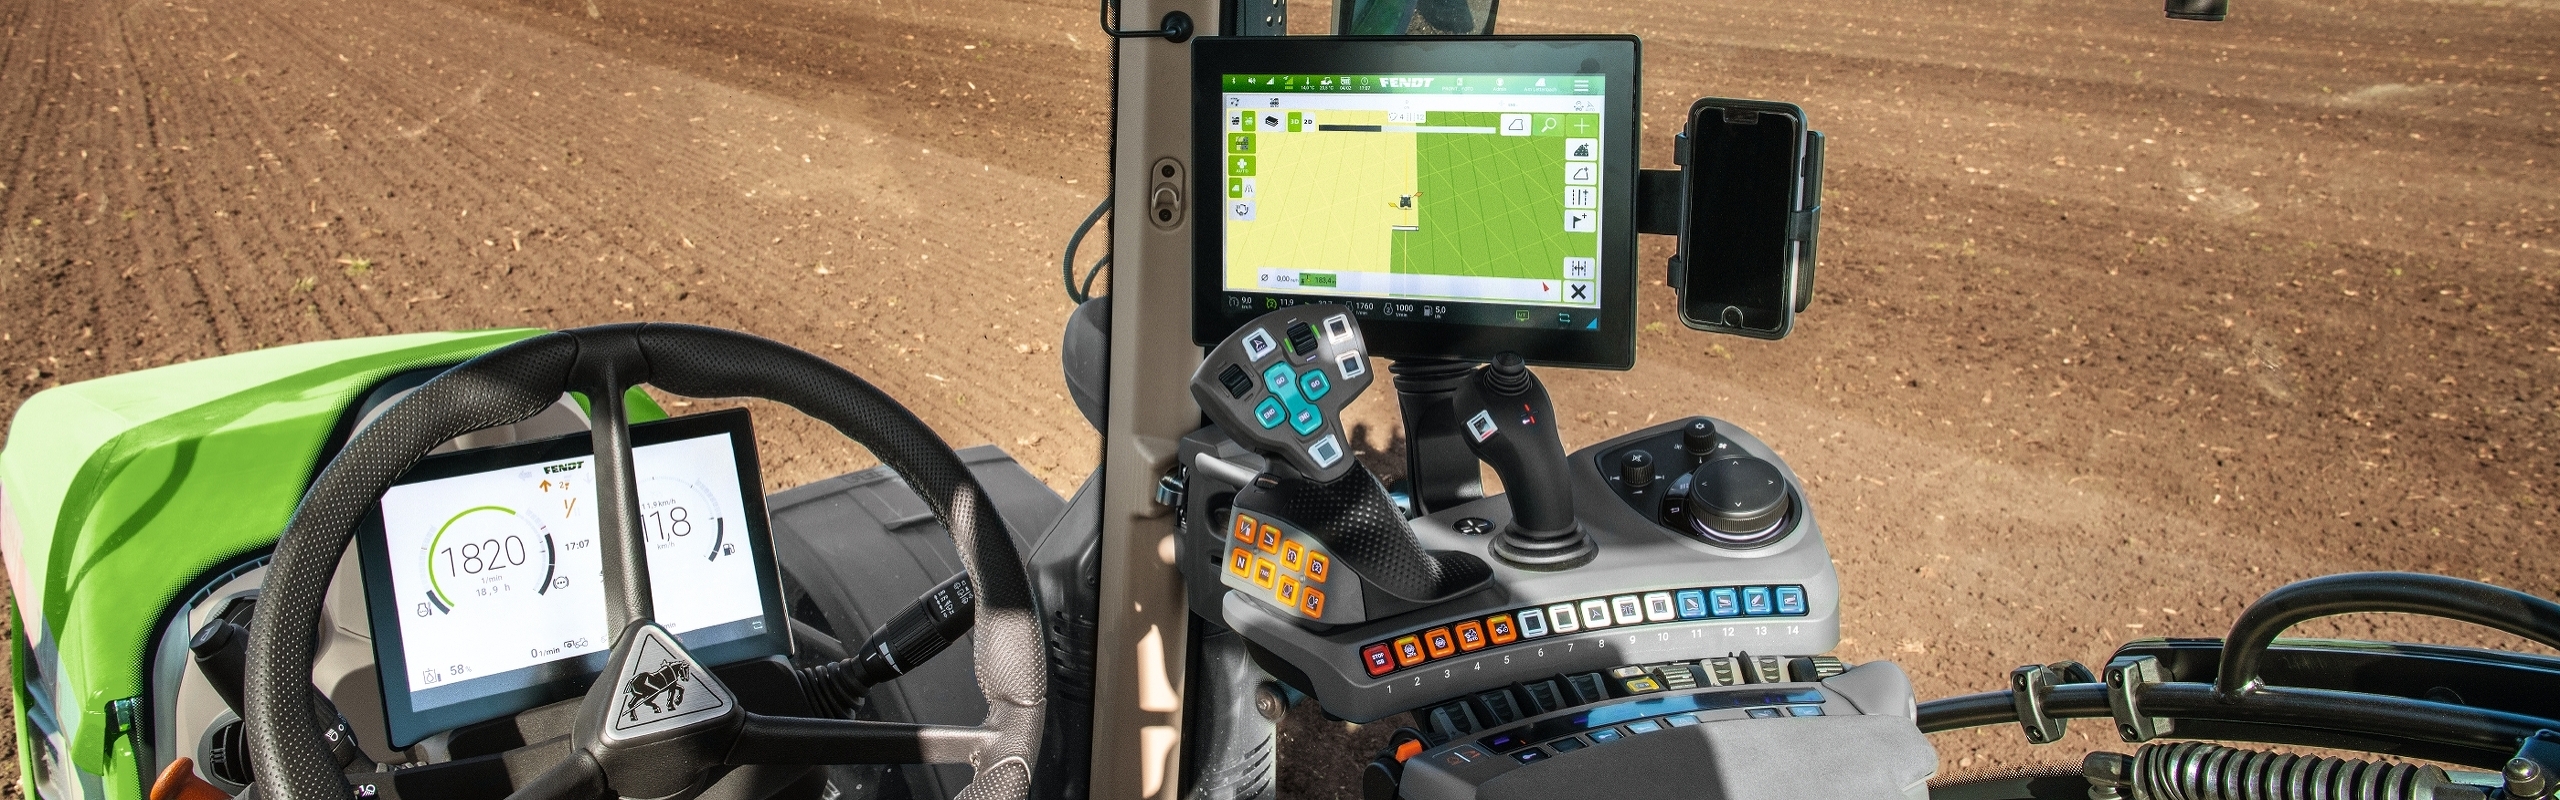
[1235,463,1490,604]
[1451,354,1593,569]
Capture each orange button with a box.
[1394,740,1424,763]
[1300,587,1326,618]
[1304,553,1330,583]
[1227,548,1255,579]
[1251,557,1279,588]
[1256,523,1283,554]
[1453,621,1486,652]
[1485,614,1518,645]
[1275,575,1301,606]
[1423,627,1457,659]
[1393,635,1426,667]
[1279,540,1306,572]
[1230,513,1259,543]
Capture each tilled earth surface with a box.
[1,0,2556,794]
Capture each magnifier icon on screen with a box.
[1538,117,1558,134]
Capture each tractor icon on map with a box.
[1391,192,1421,210]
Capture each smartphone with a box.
[1674,99,1811,339]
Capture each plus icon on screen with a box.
[1570,116,1596,136]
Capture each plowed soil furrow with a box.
[3,0,2556,795]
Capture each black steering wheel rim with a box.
[242,323,1045,800]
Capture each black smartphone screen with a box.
[1680,107,1801,334]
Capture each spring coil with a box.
[2094,742,2451,800]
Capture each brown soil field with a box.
[1,0,2556,795]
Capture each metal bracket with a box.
[2009,664,2066,745]
[2103,655,2175,742]
[1101,0,1195,42]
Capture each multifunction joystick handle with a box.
[1192,305,1491,625]
[1450,353,1595,569]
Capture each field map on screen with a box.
[1220,74,1606,308]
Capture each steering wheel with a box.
[241,324,1046,800]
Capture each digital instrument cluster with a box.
[356,410,788,746]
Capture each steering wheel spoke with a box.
[499,753,608,800]
[728,714,1001,766]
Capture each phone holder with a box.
[1633,105,1826,317]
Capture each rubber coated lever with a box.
[797,572,979,718]
[2214,572,2560,701]
[189,618,374,771]
[1448,353,1594,569]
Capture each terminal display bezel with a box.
[355,409,789,746]
[1190,36,1642,369]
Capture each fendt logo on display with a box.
[1379,77,1435,88]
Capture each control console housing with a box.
[1184,416,1838,722]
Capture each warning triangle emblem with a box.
[610,627,729,734]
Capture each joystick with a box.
[1450,353,1595,569]
[1190,305,1492,626]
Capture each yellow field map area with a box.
[1224,110,1415,290]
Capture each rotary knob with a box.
[1681,419,1720,460]
[1683,456,1792,546]
[1619,450,1655,490]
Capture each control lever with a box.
[1190,305,1492,625]
[188,617,374,771]
[1450,353,1594,569]
[796,572,977,718]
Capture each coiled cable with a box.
[2086,742,2454,800]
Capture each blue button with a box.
[1301,370,1330,400]
[1665,713,1701,727]
[1775,586,1806,616]
[1261,362,1325,436]
[1675,589,1708,619]
[1741,587,1773,616]
[1514,748,1549,764]
[1709,588,1740,617]
[1787,705,1825,717]
[1625,719,1662,734]
[1253,398,1285,429]
[1746,707,1782,719]
[1587,727,1622,742]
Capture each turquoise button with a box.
[1262,362,1324,436]
[1301,370,1331,401]
[1254,398,1284,429]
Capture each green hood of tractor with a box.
[0,328,666,782]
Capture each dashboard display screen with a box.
[357,409,787,746]
[1193,37,1640,369]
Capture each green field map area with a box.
[1223,109,1599,297]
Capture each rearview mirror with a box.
[1669,98,1824,340]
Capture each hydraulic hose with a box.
[2085,742,2464,800]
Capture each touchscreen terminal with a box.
[356,409,788,746]
[1192,36,1640,369]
